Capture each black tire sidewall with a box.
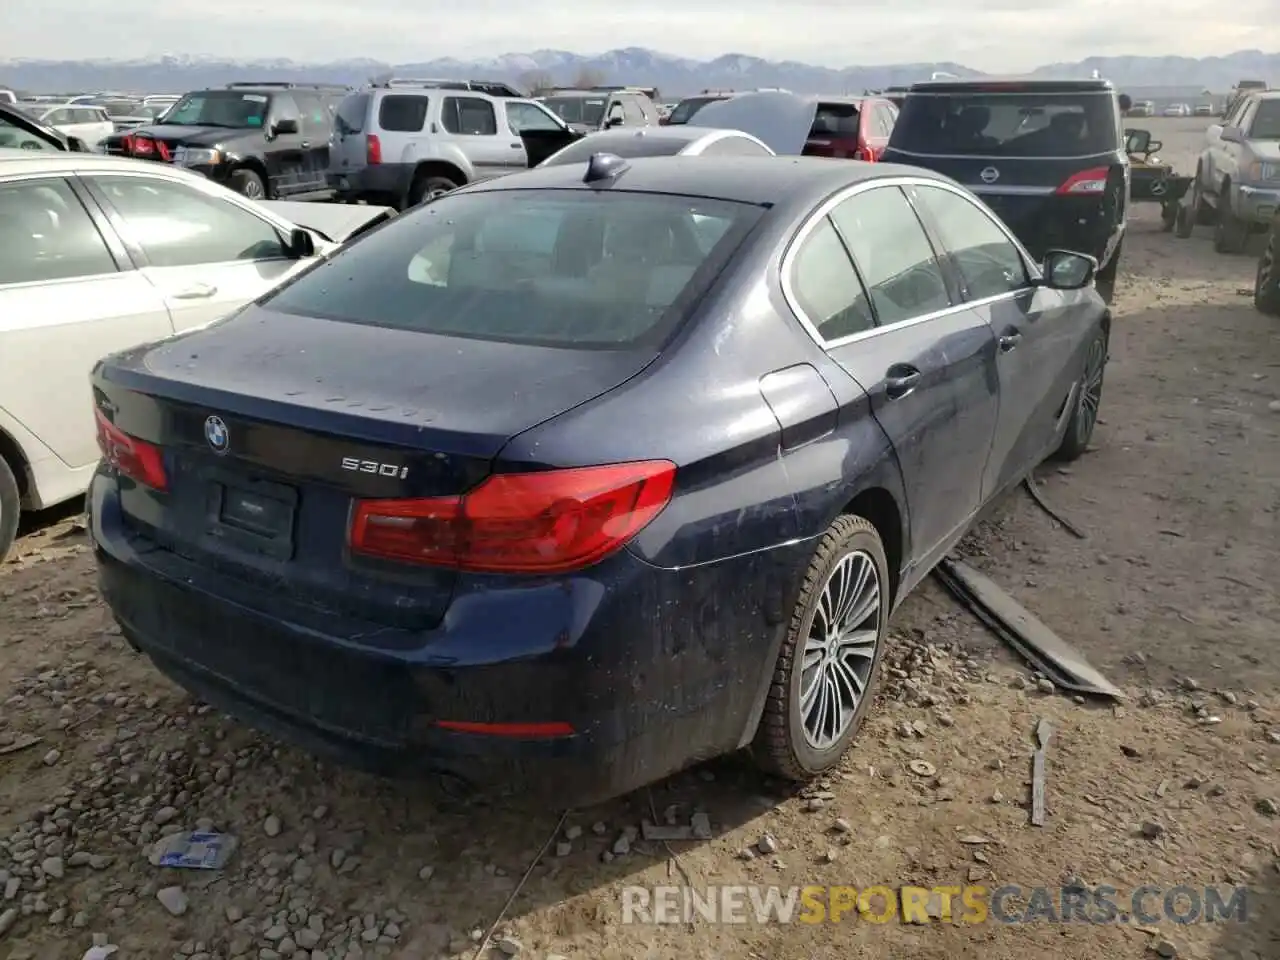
[1257,235,1280,315]
[1055,327,1107,460]
[784,520,890,773]
[0,456,20,562]
[231,169,266,200]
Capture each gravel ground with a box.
[1,140,1277,960]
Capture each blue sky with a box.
[3,0,1274,68]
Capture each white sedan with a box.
[0,150,392,558]
[20,102,115,148]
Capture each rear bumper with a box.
[89,471,804,805]
[327,164,415,205]
[1232,184,1280,225]
[973,191,1122,264]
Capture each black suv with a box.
[101,82,351,200]
[884,78,1128,301]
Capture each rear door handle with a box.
[300,140,311,148]
[998,331,1022,352]
[509,142,524,149]
[172,283,217,300]
[884,364,922,400]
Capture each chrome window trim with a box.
[685,129,775,157]
[780,175,1041,351]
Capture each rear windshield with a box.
[667,96,724,124]
[542,135,687,166]
[891,90,1119,157]
[334,93,370,135]
[264,190,762,350]
[810,101,860,139]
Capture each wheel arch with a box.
[838,486,906,610]
[410,160,468,189]
[0,425,31,501]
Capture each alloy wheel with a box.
[1077,337,1105,444]
[799,550,881,750]
[242,179,264,200]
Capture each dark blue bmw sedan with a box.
[88,154,1109,804]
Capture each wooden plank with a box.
[1031,718,1052,827]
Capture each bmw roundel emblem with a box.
[204,415,230,455]
[980,166,1000,184]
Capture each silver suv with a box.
[327,79,578,209]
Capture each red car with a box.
[803,96,899,162]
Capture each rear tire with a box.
[1213,187,1250,254]
[1256,228,1280,317]
[1174,202,1196,239]
[408,174,459,208]
[1052,327,1107,462]
[752,515,889,781]
[230,168,267,200]
[0,456,20,564]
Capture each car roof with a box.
[909,78,1115,94]
[464,154,949,206]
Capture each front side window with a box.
[442,97,496,136]
[334,93,370,135]
[264,190,763,349]
[789,217,875,341]
[667,96,722,124]
[0,178,117,284]
[92,176,288,268]
[829,186,951,326]
[1249,99,1280,139]
[910,185,1029,300]
[892,90,1119,157]
[505,101,563,134]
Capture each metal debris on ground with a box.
[0,734,43,756]
[471,810,568,960]
[640,812,713,842]
[934,558,1122,699]
[1023,473,1088,539]
[1031,718,1052,827]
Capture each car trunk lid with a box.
[94,305,658,629]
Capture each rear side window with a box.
[264,190,764,349]
[442,97,497,136]
[378,94,429,133]
[0,178,116,284]
[910,185,1029,300]
[891,90,1119,157]
[334,94,369,135]
[789,218,875,341]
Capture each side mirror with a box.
[272,117,300,136]
[286,227,316,259]
[66,135,91,153]
[1220,125,1244,144]
[1039,250,1097,291]
[605,115,623,129]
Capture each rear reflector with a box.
[436,720,575,738]
[95,409,168,491]
[348,460,676,574]
[1056,167,1109,195]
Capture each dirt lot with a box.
[1,131,1277,960]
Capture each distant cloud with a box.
[4,0,1275,69]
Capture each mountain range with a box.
[2,48,1278,97]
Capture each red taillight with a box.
[94,409,168,491]
[348,460,676,574]
[131,135,152,155]
[366,133,381,165]
[1057,167,1109,195]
